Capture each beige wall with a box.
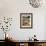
[0,0,46,40]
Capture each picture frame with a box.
[20,13,33,29]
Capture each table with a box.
[5,39,46,46]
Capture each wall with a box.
[0,0,46,40]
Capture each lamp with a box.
[29,0,45,8]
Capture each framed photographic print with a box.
[20,13,33,29]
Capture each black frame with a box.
[20,13,33,29]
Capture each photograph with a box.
[20,13,33,29]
